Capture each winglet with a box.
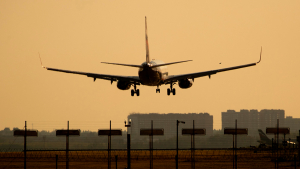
[257,47,262,64]
[38,53,46,69]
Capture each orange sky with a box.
[1,0,300,131]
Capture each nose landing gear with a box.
[131,84,140,96]
[156,85,160,93]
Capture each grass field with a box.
[0,149,299,169]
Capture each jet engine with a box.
[117,81,131,90]
[178,79,193,89]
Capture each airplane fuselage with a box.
[138,60,168,86]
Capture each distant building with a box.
[0,127,12,136]
[285,116,300,133]
[127,113,213,140]
[222,109,285,137]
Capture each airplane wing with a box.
[42,66,141,84]
[164,48,262,84]
[164,62,257,83]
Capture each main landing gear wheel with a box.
[131,84,140,96]
[167,83,176,96]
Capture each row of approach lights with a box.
[13,127,292,137]
[14,127,292,137]
[13,121,292,169]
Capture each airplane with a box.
[257,129,272,146]
[39,17,262,96]
[257,129,296,147]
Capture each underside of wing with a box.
[164,62,257,84]
[44,67,141,84]
[164,47,262,84]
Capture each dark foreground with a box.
[0,149,299,169]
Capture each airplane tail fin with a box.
[143,17,193,68]
[101,17,192,68]
[145,16,150,63]
[258,129,272,144]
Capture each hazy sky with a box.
[1,1,300,131]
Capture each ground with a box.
[0,149,298,169]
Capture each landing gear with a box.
[156,86,160,93]
[167,83,176,96]
[131,84,140,96]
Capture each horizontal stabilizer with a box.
[150,60,192,68]
[101,62,143,68]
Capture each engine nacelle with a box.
[117,81,131,90]
[178,79,193,89]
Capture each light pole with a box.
[176,120,185,169]
[125,119,132,169]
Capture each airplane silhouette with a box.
[40,17,262,96]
